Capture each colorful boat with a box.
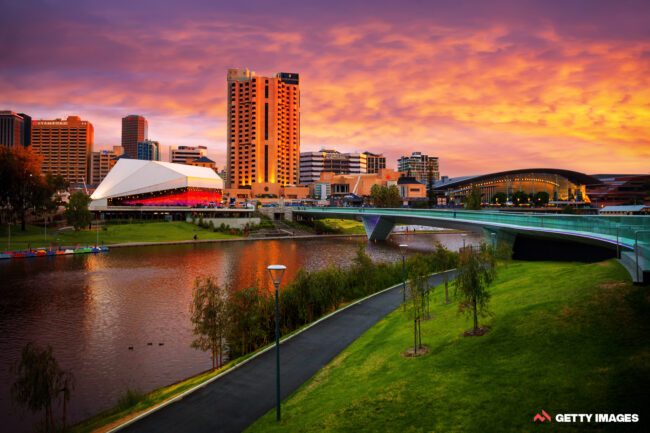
[64,249,74,254]
[100,246,109,252]
[12,252,25,258]
[35,250,47,256]
[46,250,56,256]
[25,252,36,258]
[0,253,11,259]
[55,250,66,255]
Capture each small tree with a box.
[491,192,507,206]
[64,191,92,231]
[454,242,496,336]
[432,242,458,303]
[10,343,74,433]
[464,186,482,210]
[406,255,430,354]
[189,277,230,369]
[512,190,528,207]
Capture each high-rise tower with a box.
[31,116,94,184]
[121,115,148,159]
[226,68,300,188]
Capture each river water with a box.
[0,233,481,432]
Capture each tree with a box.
[370,184,401,208]
[0,146,51,230]
[464,185,482,210]
[432,242,458,303]
[454,242,496,336]
[227,286,264,358]
[64,191,92,231]
[189,277,230,369]
[10,343,74,433]
[491,192,507,206]
[533,191,550,206]
[512,190,528,206]
[406,255,430,354]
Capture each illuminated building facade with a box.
[433,169,602,206]
[587,174,650,207]
[90,159,223,208]
[0,111,31,147]
[137,140,160,161]
[227,68,300,188]
[299,149,366,184]
[90,146,123,185]
[170,145,207,164]
[397,152,439,183]
[121,115,148,159]
[31,116,94,183]
[363,152,386,174]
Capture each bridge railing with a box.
[297,207,650,249]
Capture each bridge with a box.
[294,207,650,284]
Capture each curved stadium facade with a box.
[433,168,602,205]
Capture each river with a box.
[0,232,481,432]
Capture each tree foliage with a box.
[10,343,74,433]
[454,242,496,334]
[189,277,230,369]
[533,191,550,206]
[0,146,54,230]
[491,192,507,205]
[64,191,92,231]
[511,190,529,206]
[464,186,482,210]
[370,184,401,208]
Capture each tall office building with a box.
[0,111,31,147]
[299,149,367,184]
[31,116,94,184]
[121,115,148,159]
[397,152,439,183]
[363,152,386,174]
[137,140,160,161]
[90,146,123,184]
[169,145,207,164]
[227,68,300,188]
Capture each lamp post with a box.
[399,244,408,311]
[267,264,286,422]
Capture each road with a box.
[118,271,456,433]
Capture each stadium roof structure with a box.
[433,168,602,190]
[90,159,223,207]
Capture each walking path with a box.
[114,270,456,433]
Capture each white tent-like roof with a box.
[90,159,223,207]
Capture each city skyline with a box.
[1,0,649,176]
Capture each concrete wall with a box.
[257,207,293,220]
[187,217,260,229]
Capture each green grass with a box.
[321,218,366,234]
[0,222,240,250]
[247,260,649,433]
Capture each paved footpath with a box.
[118,270,456,433]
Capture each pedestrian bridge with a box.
[293,207,650,284]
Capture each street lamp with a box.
[399,244,408,311]
[267,264,286,422]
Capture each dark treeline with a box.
[200,243,460,363]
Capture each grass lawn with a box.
[0,222,240,250]
[321,218,366,234]
[247,260,649,433]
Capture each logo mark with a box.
[533,410,552,422]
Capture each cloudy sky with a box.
[1,0,649,176]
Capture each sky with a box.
[1,0,649,176]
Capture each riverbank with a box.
[0,222,240,251]
[1,221,468,251]
[246,259,649,432]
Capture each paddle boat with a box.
[0,253,11,259]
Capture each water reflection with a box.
[0,233,482,432]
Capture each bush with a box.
[117,388,149,412]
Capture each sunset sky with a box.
[1,0,649,176]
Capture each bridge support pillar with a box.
[483,227,516,250]
[361,216,395,241]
